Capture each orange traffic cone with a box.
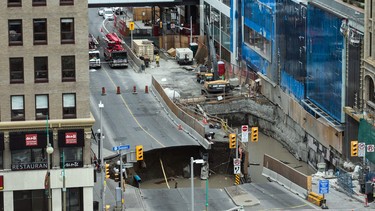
[116,86,121,94]
[133,85,137,94]
[203,118,208,125]
[178,124,182,130]
[145,85,149,93]
[102,87,106,95]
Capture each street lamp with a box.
[98,101,105,211]
[46,143,54,211]
[180,16,193,44]
[190,157,205,211]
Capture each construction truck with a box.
[103,32,128,68]
[89,34,101,69]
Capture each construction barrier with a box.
[307,192,324,207]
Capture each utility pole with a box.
[99,101,105,211]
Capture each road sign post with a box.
[241,125,248,143]
[358,143,365,157]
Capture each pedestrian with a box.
[155,54,160,67]
[175,181,178,189]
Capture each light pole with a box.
[180,16,193,45]
[46,144,54,211]
[62,151,66,211]
[190,157,204,211]
[46,115,54,211]
[98,101,105,211]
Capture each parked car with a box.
[103,8,114,20]
[98,7,104,16]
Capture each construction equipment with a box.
[201,80,231,95]
[89,34,101,69]
[196,65,214,84]
[103,32,128,68]
[132,39,154,67]
[199,16,231,96]
[176,48,194,65]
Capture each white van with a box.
[103,8,114,20]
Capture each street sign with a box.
[234,166,241,174]
[233,158,241,174]
[358,142,365,157]
[233,158,241,166]
[241,125,248,143]
[319,179,329,194]
[367,144,375,152]
[112,145,130,151]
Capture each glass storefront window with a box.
[12,148,46,164]
[0,151,3,169]
[66,188,83,211]
[14,190,47,211]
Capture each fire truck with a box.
[89,34,101,69]
[103,32,128,68]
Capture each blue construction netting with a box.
[306,5,344,122]
[277,0,307,100]
[242,0,277,82]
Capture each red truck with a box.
[103,33,128,68]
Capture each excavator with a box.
[200,16,231,96]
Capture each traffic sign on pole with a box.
[112,145,130,151]
[233,158,241,174]
[358,142,365,157]
[367,144,375,152]
[241,125,248,143]
[319,179,329,194]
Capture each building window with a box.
[33,19,47,45]
[0,151,3,169]
[8,0,22,7]
[34,57,48,83]
[61,18,75,44]
[244,26,271,60]
[12,148,46,166]
[62,56,76,82]
[370,32,372,58]
[11,95,25,121]
[35,95,49,120]
[32,0,46,6]
[10,58,24,84]
[60,0,74,5]
[61,147,83,168]
[63,93,76,119]
[66,188,83,211]
[14,190,48,211]
[9,20,22,46]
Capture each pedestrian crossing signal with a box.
[351,140,358,157]
[229,133,236,149]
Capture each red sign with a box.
[241,125,248,132]
[65,132,77,144]
[25,134,38,146]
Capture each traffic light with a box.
[159,21,163,29]
[229,133,236,149]
[251,127,258,142]
[114,173,120,182]
[129,22,134,31]
[136,145,144,161]
[105,163,110,179]
[351,140,358,157]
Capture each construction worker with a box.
[155,54,160,67]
